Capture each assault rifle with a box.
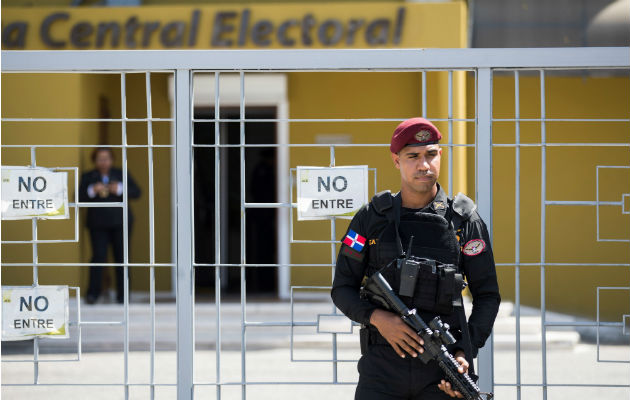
[361,271,493,400]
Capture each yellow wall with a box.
[489,73,630,321]
[288,70,470,288]
[2,1,468,297]
[1,73,173,292]
[1,2,465,50]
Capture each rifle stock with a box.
[362,272,493,400]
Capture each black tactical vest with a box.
[367,191,465,318]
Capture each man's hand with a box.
[93,182,106,194]
[108,181,121,195]
[437,350,469,398]
[369,309,424,358]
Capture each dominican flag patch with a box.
[343,230,367,252]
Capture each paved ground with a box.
[2,299,629,399]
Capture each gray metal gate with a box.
[2,48,629,400]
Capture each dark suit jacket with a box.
[79,168,141,229]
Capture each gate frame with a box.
[2,47,628,400]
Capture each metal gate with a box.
[2,48,629,400]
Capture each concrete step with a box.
[2,298,586,354]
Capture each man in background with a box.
[79,147,141,304]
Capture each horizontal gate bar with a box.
[2,48,628,72]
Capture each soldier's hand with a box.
[437,350,468,398]
[369,309,424,358]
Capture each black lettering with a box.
[21,200,28,208]
[312,199,319,209]
[19,296,32,312]
[237,9,250,46]
[47,319,54,328]
[317,176,330,192]
[124,17,140,48]
[393,7,405,45]
[188,9,200,47]
[95,22,121,48]
[332,176,347,192]
[251,20,273,47]
[37,200,45,209]
[318,19,343,46]
[14,320,21,329]
[366,19,390,45]
[160,22,185,47]
[320,199,328,208]
[32,176,46,192]
[141,22,160,47]
[46,199,53,208]
[40,12,69,48]
[34,296,48,312]
[12,199,19,209]
[37,320,45,328]
[70,22,93,48]
[212,11,237,47]
[345,19,364,45]
[301,14,315,46]
[347,199,353,208]
[277,19,298,47]
[2,22,27,48]
[18,176,30,192]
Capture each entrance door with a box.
[193,107,278,296]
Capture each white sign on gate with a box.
[2,285,70,341]
[296,166,368,220]
[1,166,69,220]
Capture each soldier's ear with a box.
[391,152,400,169]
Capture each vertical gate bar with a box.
[448,70,453,197]
[539,69,548,400]
[175,68,194,400]
[239,71,247,399]
[145,71,157,400]
[422,71,427,118]
[121,72,130,400]
[514,70,522,400]
[475,67,494,394]
[214,72,222,400]
[30,147,39,384]
[330,145,338,382]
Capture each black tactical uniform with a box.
[332,184,500,400]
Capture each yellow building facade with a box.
[2,1,628,321]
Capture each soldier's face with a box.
[391,144,441,194]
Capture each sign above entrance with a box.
[1,166,69,220]
[0,2,469,50]
[2,286,70,341]
[296,166,368,220]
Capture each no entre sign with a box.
[1,166,69,220]
[2,286,70,341]
[297,166,368,221]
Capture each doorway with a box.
[193,107,278,297]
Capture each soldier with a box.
[331,118,501,399]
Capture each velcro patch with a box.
[342,246,365,262]
[462,239,486,256]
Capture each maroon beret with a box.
[390,117,442,153]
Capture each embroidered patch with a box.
[343,230,367,252]
[462,239,486,256]
[342,246,365,262]
[415,129,432,142]
[433,201,446,210]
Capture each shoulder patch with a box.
[462,239,485,256]
[342,246,365,262]
[453,192,476,220]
